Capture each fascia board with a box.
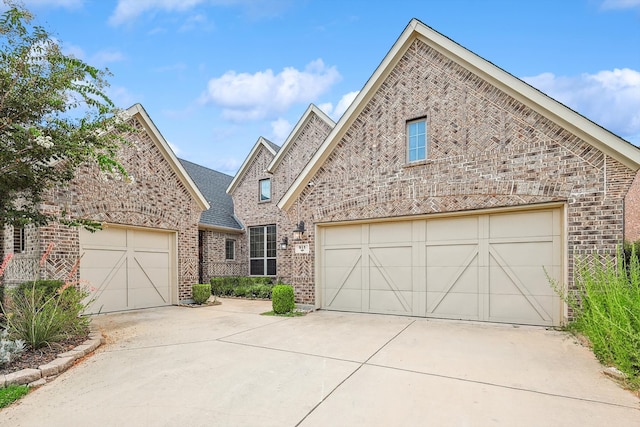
[267,104,336,173]
[277,20,418,210]
[127,104,210,211]
[279,18,640,210]
[198,223,244,233]
[226,137,278,195]
[411,23,640,170]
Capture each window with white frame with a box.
[259,178,271,202]
[249,225,276,275]
[225,239,235,261]
[407,119,427,162]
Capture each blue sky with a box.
[10,0,640,175]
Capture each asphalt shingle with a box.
[179,159,242,230]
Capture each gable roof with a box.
[226,136,279,195]
[179,159,243,231]
[126,104,209,211]
[278,18,640,210]
[267,104,335,173]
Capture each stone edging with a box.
[0,329,104,389]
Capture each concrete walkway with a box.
[1,298,638,426]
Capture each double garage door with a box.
[79,226,177,314]
[318,208,563,326]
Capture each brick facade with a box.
[284,38,638,303]
[1,112,204,302]
[199,229,247,281]
[231,111,332,300]
[624,171,640,242]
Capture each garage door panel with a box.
[426,265,479,293]
[370,290,412,314]
[133,230,170,249]
[490,241,554,266]
[370,267,411,291]
[326,289,362,311]
[319,208,562,326]
[369,246,413,267]
[80,227,175,314]
[427,291,479,319]
[369,222,414,243]
[324,224,362,246]
[489,211,554,238]
[324,248,361,267]
[489,294,552,324]
[489,266,557,297]
[427,216,478,241]
[131,286,167,309]
[426,244,478,267]
[84,227,127,247]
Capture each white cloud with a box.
[270,118,292,143]
[523,68,640,142]
[319,90,359,121]
[109,0,205,25]
[106,86,137,109]
[109,0,286,26]
[91,49,125,67]
[63,43,85,60]
[203,157,242,175]
[179,13,213,32]
[201,59,341,122]
[62,44,124,67]
[600,0,640,10]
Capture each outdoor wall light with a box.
[292,221,305,241]
[279,236,288,250]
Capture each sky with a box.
[7,0,640,175]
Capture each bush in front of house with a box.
[551,245,640,389]
[3,281,90,349]
[272,284,295,314]
[192,283,211,304]
[16,279,64,297]
[210,276,274,299]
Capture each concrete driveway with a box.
[1,298,638,426]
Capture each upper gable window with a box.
[407,119,427,162]
[259,178,271,202]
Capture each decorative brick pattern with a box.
[2,116,203,301]
[284,39,637,303]
[231,112,331,296]
[199,230,247,281]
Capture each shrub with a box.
[248,284,272,299]
[0,330,25,367]
[0,385,29,408]
[234,286,247,298]
[16,279,64,297]
[192,283,211,305]
[272,284,295,314]
[551,247,640,388]
[210,276,273,299]
[3,282,91,349]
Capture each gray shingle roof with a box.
[179,159,242,230]
[264,139,281,153]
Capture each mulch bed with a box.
[0,334,88,376]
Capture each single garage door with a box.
[318,208,563,326]
[79,226,176,314]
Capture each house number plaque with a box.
[294,243,310,254]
